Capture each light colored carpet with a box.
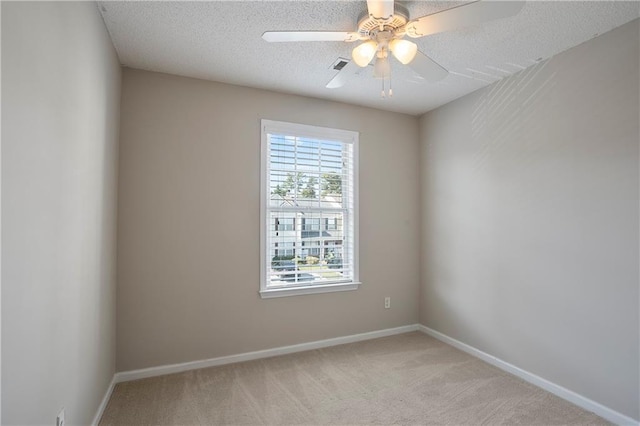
[100,332,608,425]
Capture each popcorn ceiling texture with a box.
[98,1,639,115]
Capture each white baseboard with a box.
[92,375,116,426]
[417,325,639,426]
[104,323,637,425]
[114,324,419,383]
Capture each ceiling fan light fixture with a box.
[373,56,391,79]
[352,41,378,67]
[389,39,418,64]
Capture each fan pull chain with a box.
[380,76,393,99]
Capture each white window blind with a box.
[260,120,359,297]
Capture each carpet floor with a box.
[100,332,608,425]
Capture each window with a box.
[301,241,321,257]
[275,217,295,231]
[325,217,338,231]
[274,241,295,257]
[260,120,359,298]
[302,218,320,231]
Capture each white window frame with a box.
[260,119,360,298]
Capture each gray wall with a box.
[116,69,420,371]
[1,2,121,425]
[419,19,639,420]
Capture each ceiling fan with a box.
[262,0,524,95]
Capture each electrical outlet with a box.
[384,297,391,309]
[56,409,65,426]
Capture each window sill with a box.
[260,282,361,299]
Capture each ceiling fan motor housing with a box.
[356,3,410,40]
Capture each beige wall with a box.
[116,68,421,371]
[419,19,639,420]
[1,2,121,425]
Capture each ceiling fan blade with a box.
[367,0,394,20]
[326,60,360,89]
[408,51,448,82]
[262,31,359,42]
[405,1,525,38]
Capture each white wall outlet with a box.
[56,408,65,426]
[384,297,391,309]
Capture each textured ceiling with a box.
[98,1,639,116]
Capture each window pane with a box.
[269,135,354,210]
